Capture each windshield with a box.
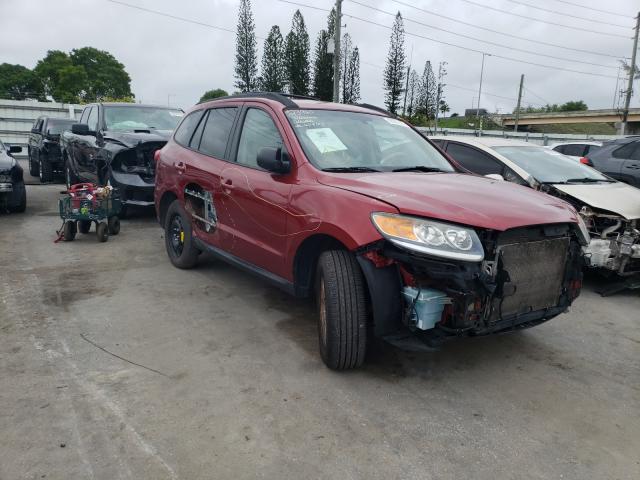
[493,146,609,183]
[104,106,184,131]
[285,109,455,172]
[47,121,75,135]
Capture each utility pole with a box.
[476,53,490,133]
[621,11,639,135]
[514,74,524,132]
[332,0,342,103]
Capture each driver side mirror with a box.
[485,173,504,181]
[71,123,92,136]
[8,145,22,154]
[257,147,290,174]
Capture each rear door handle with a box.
[174,162,186,174]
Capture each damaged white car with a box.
[431,136,640,276]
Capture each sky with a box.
[0,0,637,115]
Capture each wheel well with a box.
[293,234,348,297]
[158,191,178,226]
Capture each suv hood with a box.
[553,181,640,220]
[319,172,579,231]
[104,129,171,148]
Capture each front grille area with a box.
[492,237,569,320]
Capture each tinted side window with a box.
[563,144,585,156]
[79,107,90,124]
[236,109,284,169]
[86,107,98,132]
[446,143,503,175]
[613,142,637,159]
[174,110,205,147]
[552,145,565,154]
[199,108,237,158]
[584,145,600,155]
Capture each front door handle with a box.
[174,162,186,174]
[222,179,234,193]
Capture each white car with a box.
[430,135,640,275]
[549,141,602,162]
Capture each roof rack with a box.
[197,91,322,108]
[355,103,395,117]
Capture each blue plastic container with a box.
[403,286,450,331]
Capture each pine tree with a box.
[418,60,436,119]
[405,69,419,118]
[342,45,361,104]
[284,10,311,95]
[312,8,337,101]
[234,0,258,92]
[260,25,286,92]
[340,33,352,103]
[383,12,406,114]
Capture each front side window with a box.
[446,143,503,175]
[80,108,90,124]
[86,107,98,132]
[285,109,454,172]
[104,106,184,131]
[612,142,638,160]
[199,108,237,159]
[493,146,610,184]
[237,108,284,169]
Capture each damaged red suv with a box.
[155,93,587,370]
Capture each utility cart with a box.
[58,183,122,242]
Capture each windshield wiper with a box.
[565,177,614,183]
[321,166,381,173]
[391,166,445,173]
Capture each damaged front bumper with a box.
[108,141,163,207]
[357,223,584,346]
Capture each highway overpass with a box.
[500,108,640,133]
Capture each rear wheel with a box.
[63,221,76,241]
[96,222,108,242]
[78,220,91,234]
[315,250,368,370]
[108,216,120,235]
[28,149,39,177]
[164,200,199,269]
[10,184,27,213]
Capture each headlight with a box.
[371,212,484,262]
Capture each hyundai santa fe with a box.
[154,93,586,370]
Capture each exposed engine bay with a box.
[110,141,164,184]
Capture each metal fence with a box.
[415,127,622,146]
[0,98,82,159]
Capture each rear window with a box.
[174,110,205,147]
[47,120,75,135]
[561,144,585,157]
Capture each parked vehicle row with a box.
[154,93,586,370]
[28,116,76,182]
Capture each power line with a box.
[455,0,630,39]
[551,0,633,19]
[343,13,619,79]
[275,0,331,13]
[505,0,631,29]
[387,0,627,59]
[348,0,619,70]
[523,86,554,105]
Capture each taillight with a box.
[580,156,593,166]
[154,149,161,163]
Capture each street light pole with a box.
[621,11,639,135]
[332,0,343,103]
[476,53,490,133]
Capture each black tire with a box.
[315,250,368,370]
[96,222,108,242]
[78,220,91,234]
[39,157,54,183]
[64,156,77,190]
[28,149,39,177]
[108,216,120,235]
[63,221,76,241]
[10,184,27,213]
[164,200,199,269]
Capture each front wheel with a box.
[164,200,199,269]
[39,157,53,183]
[96,222,108,242]
[315,250,368,370]
[64,156,77,190]
[28,149,39,177]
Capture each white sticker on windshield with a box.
[384,117,409,127]
[305,128,348,153]
[169,111,184,117]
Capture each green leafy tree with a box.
[439,100,450,116]
[0,63,45,100]
[285,10,311,95]
[34,50,76,100]
[383,12,406,114]
[559,100,588,112]
[234,0,258,92]
[260,26,287,92]
[312,9,336,101]
[199,89,229,102]
[70,47,132,101]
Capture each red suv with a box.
[155,93,586,370]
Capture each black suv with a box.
[28,116,76,182]
[0,139,26,213]
[586,137,640,187]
